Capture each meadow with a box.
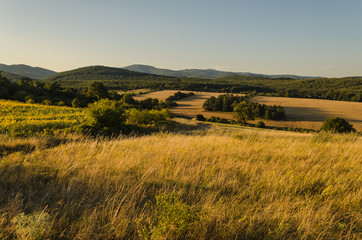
[0,100,88,136]
[0,128,361,239]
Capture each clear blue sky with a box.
[1,0,361,77]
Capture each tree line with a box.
[203,94,285,122]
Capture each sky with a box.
[1,0,362,77]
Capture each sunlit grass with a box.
[0,129,361,239]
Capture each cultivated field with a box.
[133,90,240,119]
[0,100,88,135]
[134,91,362,131]
[250,96,362,131]
[0,129,361,239]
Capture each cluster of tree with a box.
[0,72,178,112]
[0,72,90,107]
[203,94,285,123]
[81,99,174,136]
[202,94,249,112]
[116,77,362,102]
[233,101,285,124]
[321,117,356,133]
[166,91,195,101]
[118,93,176,110]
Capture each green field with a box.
[0,100,88,135]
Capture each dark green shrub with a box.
[126,109,171,126]
[196,114,206,121]
[321,117,356,133]
[256,121,266,128]
[87,99,125,130]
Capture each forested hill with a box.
[1,71,25,81]
[123,64,320,79]
[45,65,178,89]
[45,65,362,102]
[214,75,362,101]
[0,64,57,80]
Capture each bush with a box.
[139,193,201,240]
[256,121,266,128]
[126,109,171,126]
[196,114,206,121]
[321,117,356,133]
[12,211,52,240]
[87,99,125,130]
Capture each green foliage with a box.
[203,94,248,112]
[139,193,201,240]
[87,99,125,130]
[321,117,356,133]
[166,91,195,101]
[204,94,285,121]
[206,116,230,124]
[256,121,266,128]
[234,102,255,124]
[196,114,206,121]
[126,109,171,126]
[86,81,110,100]
[12,211,52,240]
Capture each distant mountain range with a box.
[123,64,320,79]
[0,64,57,80]
[0,63,321,81]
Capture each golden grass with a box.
[0,129,361,239]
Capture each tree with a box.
[196,114,206,121]
[87,99,125,130]
[234,102,254,125]
[321,117,356,133]
[86,81,109,100]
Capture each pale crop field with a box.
[134,91,362,131]
[133,90,240,119]
[250,96,362,131]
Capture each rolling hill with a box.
[124,64,321,79]
[0,64,57,80]
[0,71,25,81]
[45,65,178,89]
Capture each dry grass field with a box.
[133,90,239,120]
[250,96,362,131]
[0,129,361,239]
[134,91,362,131]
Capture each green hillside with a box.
[46,65,178,89]
[45,65,362,102]
[0,64,57,80]
[215,75,362,101]
[1,71,25,81]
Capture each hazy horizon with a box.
[1,0,362,77]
